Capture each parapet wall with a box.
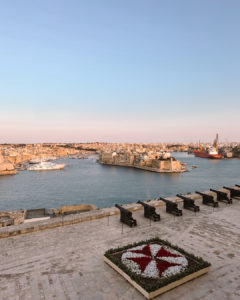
[59,204,98,215]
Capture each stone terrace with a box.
[0,198,240,300]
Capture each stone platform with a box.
[0,199,240,299]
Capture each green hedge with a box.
[104,237,211,292]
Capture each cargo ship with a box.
[194,148,221,159]
[194,134,221,159]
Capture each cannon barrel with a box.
[223,186,235,191]
[210,189,232,204]
[137,201,160,221]
[159,197,182,216]
[210,188,227,196]
[195,191,212,197]
[176,194,189,200]
[176,194,200,212]
[137,201,155,213]
[223,186,240,198]
[137,200,150,208]
[115,204,132,216]
[159,197,173,204]
[195,191,219,207]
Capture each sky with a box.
[0,0,240,143]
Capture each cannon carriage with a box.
[195,191,219,207]
[223,186,240,198]
[176,194,200,212]
[137,201,160,221]
[115,204,137,227]
[210,189,232,204]
[159,197,182,216]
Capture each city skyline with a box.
[1,0,240,143]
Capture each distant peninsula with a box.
[98,150,186,173]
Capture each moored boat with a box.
[28,161,65,171]
[194,134,221,159]
[194,148,221,159]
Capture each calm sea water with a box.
[0,153,240,211]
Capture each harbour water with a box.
[0,153,239,211]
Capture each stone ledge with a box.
[0,170,18,175]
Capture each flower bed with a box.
[104,238,211,299]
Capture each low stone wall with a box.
[0,210,25,227]
[59,204,98,215]
[0,170,18,175]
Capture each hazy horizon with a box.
[1,1,240,143]
[0,136,238,145]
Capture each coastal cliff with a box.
[0,153,17,175]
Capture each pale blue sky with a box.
[0,0,239,143]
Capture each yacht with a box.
[28,161,65,171]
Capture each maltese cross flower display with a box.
[105,238,211,298]
[121,244,188,279]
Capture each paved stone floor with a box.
[0,199,240,300]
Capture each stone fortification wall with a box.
[99,151,184,173]
[59,204,98,215]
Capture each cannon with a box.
[195,191,219,207]
[159,197,182,216]
[137,201,160,221]
[115,204,137,227]
[176,194,200,212]
[223,186,240,198]
[210,189,232,204]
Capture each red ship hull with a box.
[194,150,221,159]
